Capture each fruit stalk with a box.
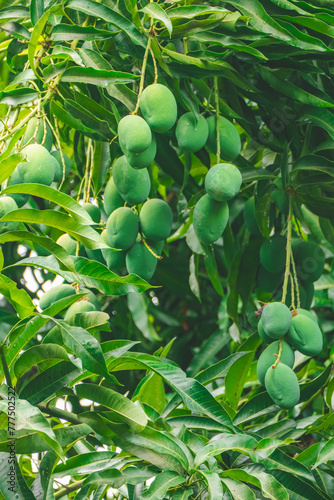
[133,36,152,114]
[281,195,293,305]
[214,76,221,163]
[290,249,301,309]
[272,339,284,368]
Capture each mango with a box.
[258,318,275,344]
[260,235,286,274]
[126,240,164,281]
[193,194,229,245]
[296,308,317,323]
[118,115,152,153]
[103,177,124,216]
[51,151,72,183]
[271,179,289,215]
[122,134,157,169]
[139,84,177,133]
[85,248,104,264]
[175,113,209,153]
[64,300,96,321]
[257,340,295,385]
[261,302,292,339]
[243,196,261,235]
[205,163,242,202]
[287,313,323,356]
[265,363,300,409]
[0,197,19,233]
[6,168,30,207]
[56,234,77,255]
[292,239,325,282]
[106,206,139,250]
[101,229,126,272]
[206,115,241,161]
[257,266,283,293]
[139,199,173,241]
[17,144,57,185]
[301,279,314,310]
[82,203,100,223]
[39,284,76,311]
[22,117,53,151]
[112,156,151,206]
[79,287,101,311]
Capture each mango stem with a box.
[214,76,221,163]
[273,339,284,368]
[281,195,293,305]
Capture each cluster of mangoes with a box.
[39,283,100,320]
[256,301,323,408]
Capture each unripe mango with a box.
[260,235,286,274]
[301,279,314,310]
[22,117,53,151]
[258,318,275,344]
[106,206,139,250]
[176,113,209,153]
[79,287,101,311]
[206,115,241,161]
[64,300,96,321]
[57,234,80,256]
[113,156,151,206]
[103,177,124,217]
[205,163,242,202]
[193,194,229,245]
[287,313,323,356]
[0,197,19,233]
[122,135,157,170]
[118,115,152,153]
[139,84,177,133]
[139,199,173,241]
[126,240,164,281]
[85,248,104,264]
[261,302,292,339]
[7,168,30,207]
[51,151,72,183]
[295,308,317,323]
[271,179,289,215]
[82,203,100,223]
[243,196,261,235]
[265,363,300,409]
[101,229,126,272]
[257,266,283,293]
[17,144,57,185]
[292,239,325,282]
[257,340,295,385]
[39,284,76,310]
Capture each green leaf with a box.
[234,392,276,425]
[140,3,173,37]
[300,364,332,402]
[0,7,30,21]
[30,0,44,26]
[127,292,161,341]
[225,352,255,410]
[0,273,34,319]
[141,471,186,499]
[61,67,138,87]
[75,383,147,432]
[0,398,64,459]
[198,470,224,500]
[13,343,70,378]
[0,452,37,500]
[1,21,30,40]
[68,310,110,333]
[223,467,289,500]
[195,433,259,466]
[196,351,253,385]
[52,451,115,477]
[189,253,201,301]
[204,246,224,296]
[51,24,114,41]
[221,477,256,500]
[0,88,38,105]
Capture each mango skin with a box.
[79,287,101,311]
[17,144,57,185]
[126,240,164,281]
[265,363,300,409]
[261,302,292,339]
[139,199,173,241]
[296,308,317,323]
[205,163,242,202]
[260,235,286,274]
[257,340,295,386]
[64,300,97,321]
[85,248,105,264]
[103,177,124,217]
[122,134,157,170]
[176,113,209,153]
[118,115,152,153]
[6,168,30,207]
[51,151,72,183]
[243,197,261,235]
[139,84,177,133]
[113,156,151,206]
[258,318,274,344]
[106,206,139,250]
[39,284,76,311]
[287,314,323,356]
[206,115,241,161]
[82,203,100,223]
[292,239,325,283]
[22,117,53,151]
[100,229,126,272]
[193,194,229,245]
[0,197,19,233]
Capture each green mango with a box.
[126,240,164,281]
[205,163,242,202]
[6,168,30,207]
[193,194,229,245]
[17,144,57,185]
[118,114,152,153]
[257,266,283,293]
[295,308,317,323]
[292,239,325,282]
[139,198,173,241]
[103,177,124,217]
[206,115,241,161]
[39,284,76,310]
[82,202,100,223]
[265,363,300,409]
[261,302,292,339]
[64,300,97,321]
[100,229,126,272]
[0,196,19,233]
[287,313,323,356]
[176,113,209,153]
[257,340,295,385]
[243,196,261,235]
[122,134,157,169]
[112,156,151,206]
[260,235,286,274]
[106,206,139,250]
[258,318,275,344]
[139,83,177,133]
[51,150,72,183]
[22,117,53,151]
